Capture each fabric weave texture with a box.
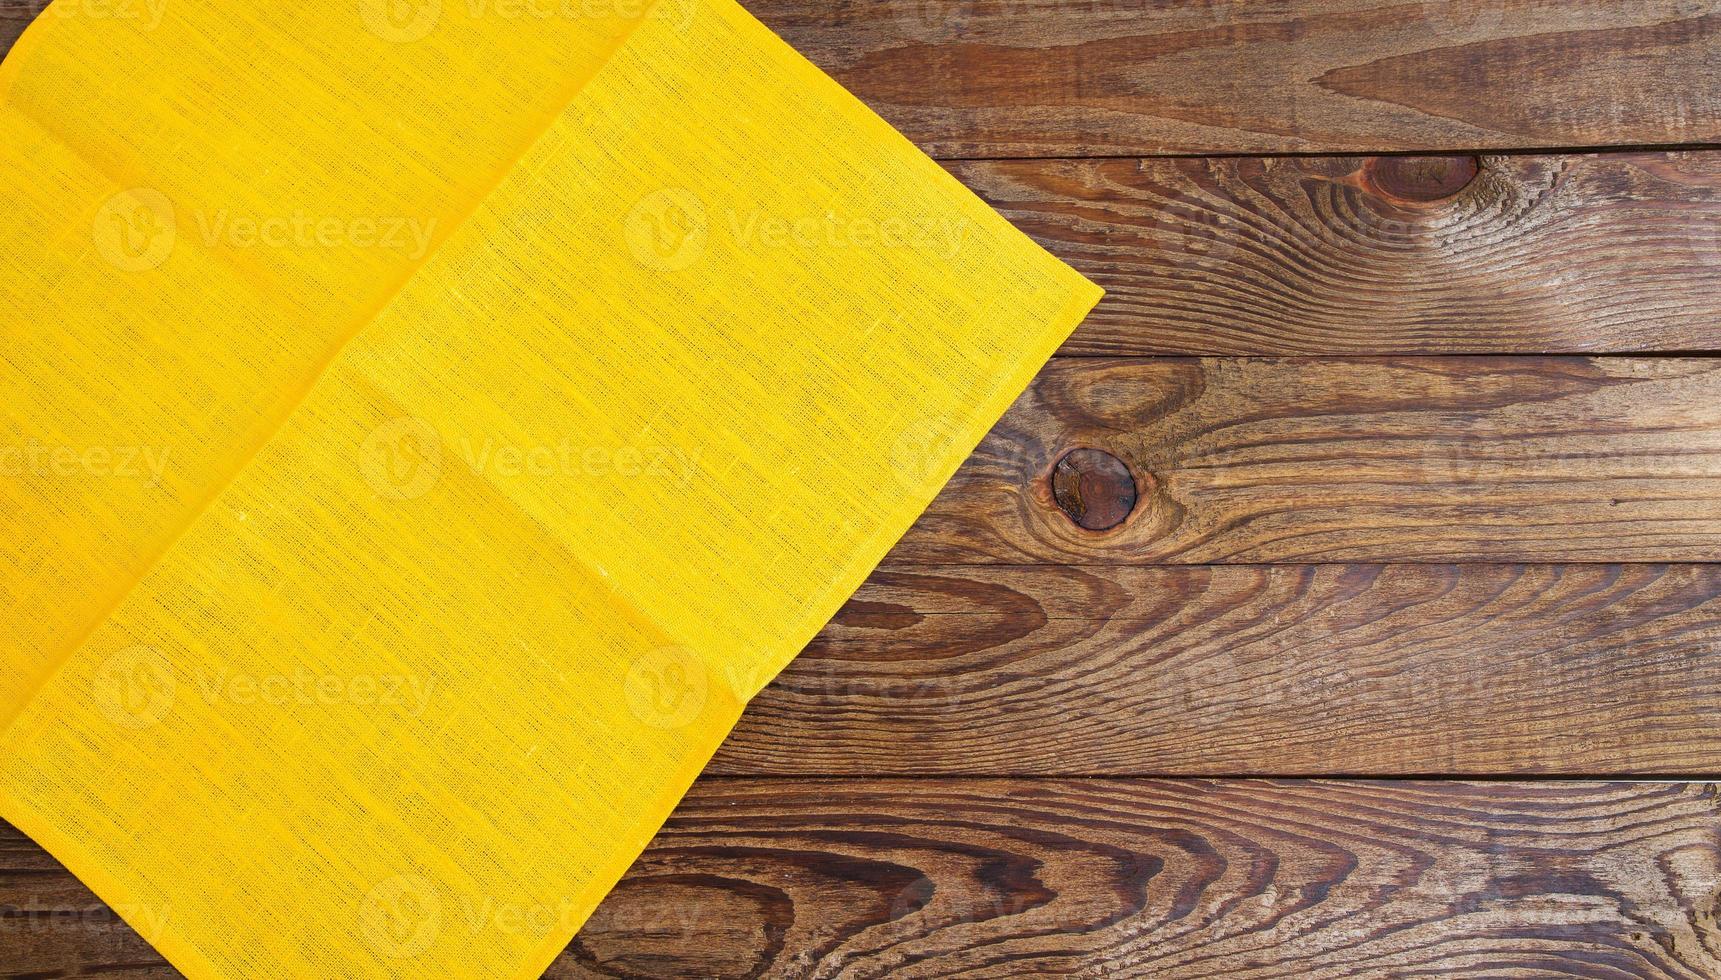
[0,0,1102,975]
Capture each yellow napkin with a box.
[0,0,1099,975]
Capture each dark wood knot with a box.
[1362,155,1480,203]
[1051,448,1136,531]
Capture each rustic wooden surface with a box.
[752,0,1721,157]
[567,781,1721,979]
[7,2,1721,978]
[957,152,1721,355]
[9,782,1721,978]
[712,563,1721,776]
[900,356,1721,565]
[0,14,24,57]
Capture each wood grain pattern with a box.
[0,11,24,60]
[715,563,1721,776]
[894,356,1721,564]
[954,152,1721,355]
[575,780,1721,978]
[10,781,1721,978]
[750,0,1721,157]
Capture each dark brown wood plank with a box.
[893,356,1721,564]
[955,152,1721,355]
[0,10,25,60]
[751,0,1721,157]
[10,781,1721,977]
[714,563,1721,776]
[574,780,1721,978]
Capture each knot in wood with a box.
[1051,448,1137,531]
[1363,155,1481,203]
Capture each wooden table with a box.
[7,1,1721,976]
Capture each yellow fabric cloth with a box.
[0,0,1099,975]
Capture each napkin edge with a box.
[0,783,229,979]
[510,277,1103,980]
